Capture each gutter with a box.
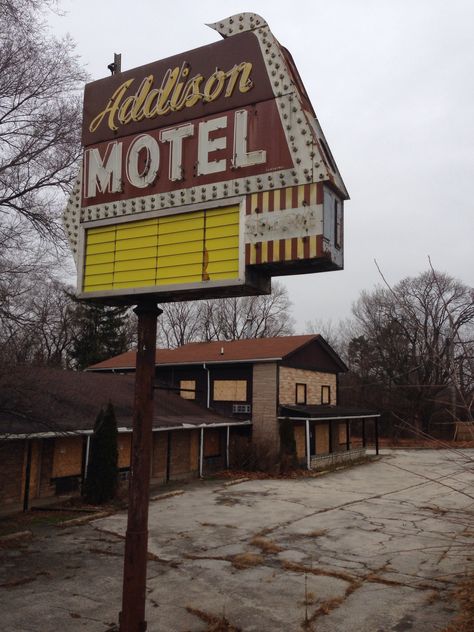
[0,419,252,441]
[87,357,283,371]
[278,414,381,422]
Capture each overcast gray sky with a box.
[50,0,473,331]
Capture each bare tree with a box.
[157,282,295,347]
[157,301,205,348]
[305,316,353,363]
[0,0,86,237]
[0,0,86,360]
[348,269,474,433]
[201,282,295,341]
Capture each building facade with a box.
[89,335,380,469]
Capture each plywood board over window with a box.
[338,423,348,446]
[213,380,247,402]
[296,383,307,404]
[321,385,331,405]
[315,424,330,455]
[118,434,132,468]
[52,437,83,478]
[204,429,221,458]
[180,380,196,400]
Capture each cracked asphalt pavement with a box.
[1,449,473,631]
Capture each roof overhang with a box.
[278,415,380,422]
[0,419,252,441]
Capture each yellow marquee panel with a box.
[82,205,240,293]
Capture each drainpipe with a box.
[23,440,32,512]
[84,435,91,481]
[203,363,210,408]
[226,426,230,469]
[199,427,204,478]
[305,419,311,471]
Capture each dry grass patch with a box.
[250,536,283,554]
[441,575,474,632]
[186,607,241,631]
[230,552,265,569]
[281,560,357,585]
[308,529,327,537]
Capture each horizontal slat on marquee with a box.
[82,205,240,293]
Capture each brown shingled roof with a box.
[88,335,320,371]
[0,366,245,437]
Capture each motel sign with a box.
[64,13,349,303]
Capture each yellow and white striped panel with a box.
[245,183,322,266]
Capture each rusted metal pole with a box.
[119,303,161,632]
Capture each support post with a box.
[199,427,204,478]
[375,417,379,456]
[23,440,32,512]
[305,420,311,470]
[119,303,161,632]
[346,420,350,451]
[225,426,230,469]
[362,419,366,448]
[166,431,171,483]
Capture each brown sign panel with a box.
[82,101,293,207]
[82,32,274,147]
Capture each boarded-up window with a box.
[52,437,83,478]
[295,383,307,404]
[321,385,331,405]
[118,433,132,468]
[213,380,247,402]
[338,423,348,446]
[315,424,330,454]
[204,429,221,457]
[180,380,196,400]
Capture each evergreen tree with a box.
[85,403,119,504]
[69,297,133,369]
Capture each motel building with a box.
[89,335,380,472]
[0,335,379,512]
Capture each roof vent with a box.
[220,346,224,355]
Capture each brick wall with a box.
[0,440,25,506]
[279,367,337,406]
[38,439,55,499]
[252,362,279,455]
[150,430,201,483]
[151,432,168,482]
[169,430,193,480]
[190,430,199,472]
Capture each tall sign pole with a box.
[119,303,162,632]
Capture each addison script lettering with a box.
[89,61,254,135]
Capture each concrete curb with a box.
[223,477,250,487]
[0,530,33,543]
[57,512,110,528]
[150,490,185,502]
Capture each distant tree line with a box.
[308,268,474,437]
